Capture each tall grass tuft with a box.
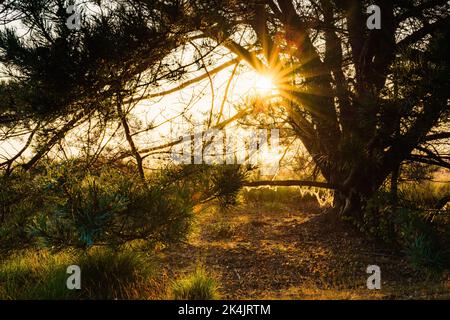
[75,249,157,299]
[171,267,219,300]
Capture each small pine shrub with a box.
[210,165,249,208]
[359,187,449,271]
[0,161,194,253]
[171,267,219,300]
[403,234,443,271]
[0,172,43,254]
[396,208,446,271]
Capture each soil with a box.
[159,203,449,299]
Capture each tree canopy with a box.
[0,0,449,217]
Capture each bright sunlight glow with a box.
[253,74,277,95]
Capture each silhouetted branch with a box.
[243,180,337,189]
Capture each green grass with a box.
[75,249,157,299]
[240,186,332,210]
[0,250,73,300]
[171,267,219,300]
[0,248,158,300]
[399,181,450,209]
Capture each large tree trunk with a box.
[330,166,389,220]
[333,187,371,219]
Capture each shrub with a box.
[396,207,446,271]
[0,172,44,254]
[167,164,252,208]
[358,185,449,271]
[171,267,219,300]
[0,161,254,254]
[0,161,195,253]
[403,233,443,271]
[210,165,249,208]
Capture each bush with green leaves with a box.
[209,164,250,208]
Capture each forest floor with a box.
[158,202,449,299]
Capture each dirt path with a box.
[160,204,449,299]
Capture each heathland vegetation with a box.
[0,1,449,299]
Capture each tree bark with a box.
[116,93,145,180]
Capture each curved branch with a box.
[397,16,450,51]
[423,132,450,142]
[243,180,338,189]
[126,57,242,104]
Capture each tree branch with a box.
[244,179,338,189]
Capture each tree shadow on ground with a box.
[159,205,449,299]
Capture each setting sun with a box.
[231,70,279,99]
[254,74,277,95]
